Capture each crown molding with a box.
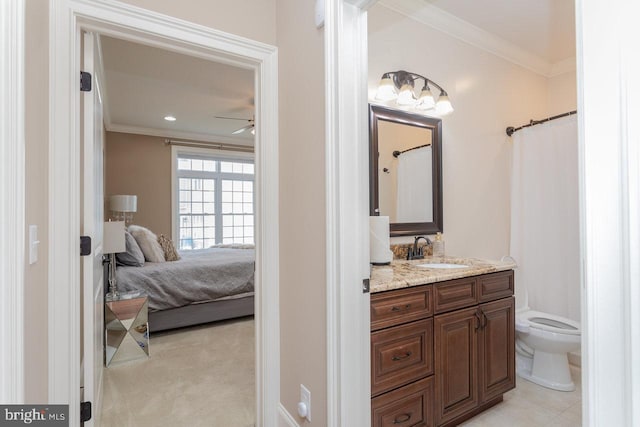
[378,0,573,78]
[106,123,254,146]
[549,56,577,77]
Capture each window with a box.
[175,152,254,250]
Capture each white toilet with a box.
[515,309,581,391]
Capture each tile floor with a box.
[461,366,582,427]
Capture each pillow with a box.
[128,225,166,263]
[158,234,181,261]
[116,231,145,267]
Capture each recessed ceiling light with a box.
[164,115,176,122]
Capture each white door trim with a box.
[0,0,25,405]
[49,2,279,425]
[325,1,372,425]
[577,1,640,425]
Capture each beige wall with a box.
[105,132,172,237]
[23,0,49,404]
[369,4,551,260]
[23,0,328,420]
[276,0,327,424]
[548,71,578,116]
[120,0,277,45]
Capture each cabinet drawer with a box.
[371,286,433,331]
[372,376,434,427]
[433,277,478,313]
[372,319,434,397]
[478,270,514,303]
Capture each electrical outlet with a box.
[300,384,311,421]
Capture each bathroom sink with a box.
[415,263,469,269]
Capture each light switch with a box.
[29,225,40,265]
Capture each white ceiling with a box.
[426,0,575,64]
[99,36,255,145]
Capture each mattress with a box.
[115,247,255,312]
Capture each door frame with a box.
[48,1,279,425]
[325,1,375,425]
[0,0,25,405]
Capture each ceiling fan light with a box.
[375,75,397,101]
[396,83,416,106]
[416,85,435,110]
[435,92,454,116]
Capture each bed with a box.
[115,247,255,332]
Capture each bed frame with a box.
[148,294,254,333]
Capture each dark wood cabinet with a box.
[434,307,479,425]
[372,376,434,427]
[371,270,515,427]
[478,297,515,403]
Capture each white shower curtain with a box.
[397,146,432,223]
[510,115,580,322]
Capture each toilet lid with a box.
[519,310,581,335]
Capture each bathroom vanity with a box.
[370,257,516,427]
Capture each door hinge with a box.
[80,236,92,256]
[80,401,92,423]
[80,71,92,92]
[362,278,370,294]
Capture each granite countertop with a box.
[370,256,516,293]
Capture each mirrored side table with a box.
[105,290,149,366]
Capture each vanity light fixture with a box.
[164,115,177,122]
[375,70,454,116]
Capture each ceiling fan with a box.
[215,116,255,135]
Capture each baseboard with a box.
[278,403,300,427]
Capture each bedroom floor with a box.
[100,316,255,427]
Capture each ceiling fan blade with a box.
[232,124,254,135]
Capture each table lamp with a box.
[103,221,126,299]
[109,195,137,225]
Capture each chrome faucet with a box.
[407,236,432,260]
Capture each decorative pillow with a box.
[158,234,181,261]
[116,231,145,267]
[128,225,166,263]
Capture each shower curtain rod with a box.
[506,110,577,137]
[392,143,430,158]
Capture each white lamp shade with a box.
[103,221,126,253]
[416,87,436,110]
[435,95,454,115]
[110,195,137,213]
[375,76,397,101]
[396,83,416,106]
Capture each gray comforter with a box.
[115,248,254,312]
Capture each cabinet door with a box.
[434,307,479,426]
[371,319,434,397]
[478,297,515,402]
[372,376,434,427]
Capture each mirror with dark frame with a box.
[369,104,443,236]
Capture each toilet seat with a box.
[517,310,580,336]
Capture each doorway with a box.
[48,2,279,426]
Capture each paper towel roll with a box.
[370,216,393,265]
